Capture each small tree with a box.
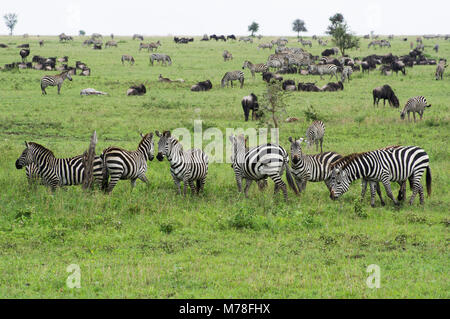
[326,13,359,56]
[79,30,86,36]
[4,13,18,36]
[292,19,307,38]
[248,22,259,37]
[258,83,288,129]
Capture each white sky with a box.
[1,0,449,36]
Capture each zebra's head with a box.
[63,71,72,81]
[288,137,304,165]
[229,134,246,163]
[15,141,35,169]
[329,167,350,200]
[139,132,154,161]
[155,130,175,161]
[242,61,249,70]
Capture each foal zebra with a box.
[329,146,431,205]
[150,53,172,66]
[155,130,208,196]
[306,121,325,153]
[400,96,431,122]
[40,71,72,95]
[121,54,135,65]
[229,135,298,201]
[288,137,342,193]
[101,133,155,193]
[15,142,103,191]
[341,66,353,82]
[221,70,245,88]
[242,60,268,79]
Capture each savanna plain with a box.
[0,34,448,298]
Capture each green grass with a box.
[0,35,448,298]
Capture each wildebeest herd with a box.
[6,33,445,207]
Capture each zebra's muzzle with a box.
[330,190,337,200]
[15,160,23,169]
[292,156,300,164]
[156,153,164,161]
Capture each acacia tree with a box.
[248,22,259,37]
[258,83,288,129]
[326,13,359,56]
[4,13,18,36]
[292,19,307,38]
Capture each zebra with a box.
[221,70,244,88]
[400,96,431,122]
[266,58,283,70]
[242,60,268,79]
[329,146,432,205]
[341,66,353,82]
[222,50,233,62]
[435,60,446,80]
[305,121,325,153]
[239,37,253,43]
[155,130,208,196]
[257,43,273,50]
[148,41,161,51]
[299,39,312,47]
[121,54,135,65]
[229,135,298,201]
[105,40,117,48]
[307,64,339,81]
[283,54,312,70]
[40,71,72,95]
[150,53,172,66]
[15,142,103,191]
[101,133,155,193]
[288,137,342,193]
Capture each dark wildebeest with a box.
[298,82,321,92]
[241,93,260,121]
[227,35,236,41]
[262,72,283,83]
[190,80,213,92]
[391,61,406,75]
[17,44,29,48]
[127,84,146,96]
[373,85,400,107]
[20,49,30,62]
[321,48,336,56]
[282,80,296,91]
[320,81,344,91]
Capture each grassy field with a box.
[0,34,448,298]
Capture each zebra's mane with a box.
[138,133,152,148]
[330,145,401,170]
[28,142,55,157]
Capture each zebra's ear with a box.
[288,136,293,143]
[164,131,171,137]
[228,135,234,143]
[155,130,161,137]
[24,141,28,148]
[298,138,304,144]
[140,132,144,138]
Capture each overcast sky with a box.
[1,0,449,36]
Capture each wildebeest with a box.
[0,43,8,48]
[320,81,344,92]
[282,80,296,91]
[321,48,338,56]
[190,80,213,92]
[276,66,298,74]
[241,93,260,121]
[435,60,447,80]
[372,85,400,107]
[132,34,144,41]
[298,82,321,92]
[262,71,283,83]
[20,49,30,62]
[80,88,107,95]
[391,61,406,75]
[39,40,44,47]
[227,35,236,41]
[127,84,146,96]
[17,43,29,48]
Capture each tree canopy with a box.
[3,13,18,36]
[248,22,259,37]
[326,13,359,55]
[292,19,307,38]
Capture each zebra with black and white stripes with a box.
[150,53,172,66]
[15,142,103,191]
[307,64,339,81]
[40,71,72,95]
[288,137,342,193]
[221,70,245,88]
[101,133,155,193]
[435,60,446,80]
[400,96,431,122]
[341,66,353,82]
[329,146,432,206]
[229,134,298,201]
[121,54,135,65]
[306,121,325,153]
[155,130,208,196]
[242,60,268,79]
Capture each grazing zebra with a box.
[148,41,161,51]
[15,142,103,191]
[242,60,268,78]
[307,64,339,81]
[139,43,151,51]
[435,60,446,80]
[150,53,172,66]
[105,40,117,48]
[341,66,353,82]
[305,121,325,153]
[288,137,342,193]
[299,39,312,47]
[121,54,135,65]
[283,54,312,70]
[329,146,432,205]
[101,133,155,194]
[229,135,298,201]
[239,36,253,43]
[400,96,431,122]
[258,43,273,50]
[40,71,72,95]
[155,130,208,196]
[222,50,233,61]
[221,70,245,88]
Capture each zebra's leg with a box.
[138,174,149,184]
[381,178,399,205]
[361,179,368,201]
[320,138,323,153]
[369,182,378,207]
[106,174,121,194]
[188,180,196,196]
[57,84,61,94]
[235,175,243,193]
[375,182,386,206]
[397,181,406,201]
[270,174,288,201]
[130,178,137,190]
[244,179,253,198]
[407,112,411,122]
[419,111,423,120]
[198,176,207,194]
[172,176,182,195]
[413,112,416,123]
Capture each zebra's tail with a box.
[426,166,432,196]
[283,159,299,195]
[101,152,109,192]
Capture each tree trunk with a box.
[82,130,97,190]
